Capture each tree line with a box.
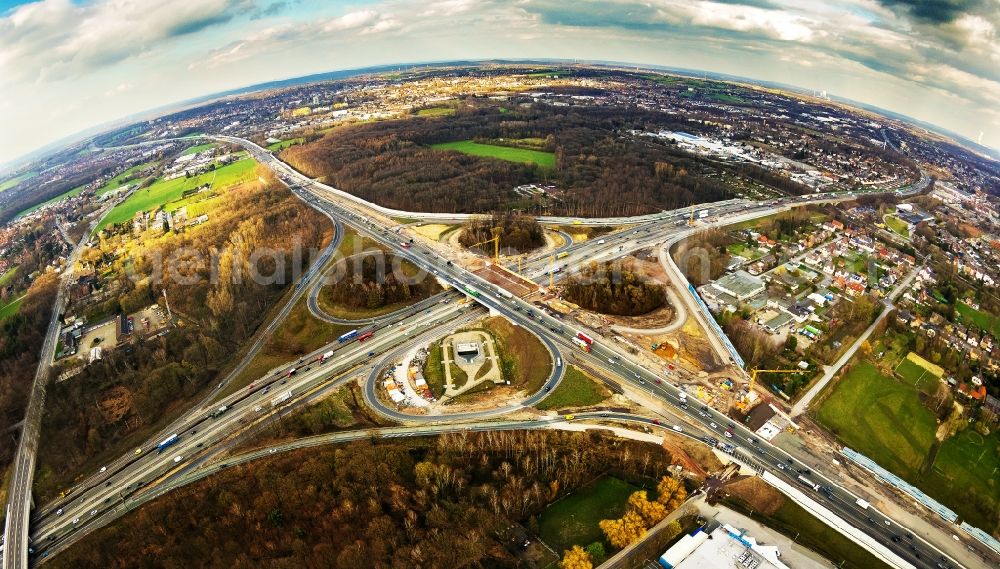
[49,430,677,569]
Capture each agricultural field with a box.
[539,476,639,553]
[97,158,257,231]
[537,366,611,410]
[921,430,1000,532]
[815,362,937,480]
[957,302,1000,339]
[430,140,556,168]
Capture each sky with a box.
[1,0,998,165]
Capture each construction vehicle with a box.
[735,368,803,413]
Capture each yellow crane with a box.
[468,226,502,263]
[736,368,802,412]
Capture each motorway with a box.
[227,136,963,569]
[8,133,971,569]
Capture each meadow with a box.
[431,140,556,168]
[96,158,257,231]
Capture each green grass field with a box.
[96,158,257,231]
[0,268,17,287]
[95,161,159,196]
[180,143,217,156]
[884,214,910,238]
[537,366,610,410]
[894,358,939,396]
[0,171,35,193]
[431,140,556,168]
[817,360,1000,532]
[816,362,937,479]
[957,302,1000,338]
[266,138,305,151]
[416,107,455,117]
[0,295,24,322]
[922,430,1000,532]
[539,476,639,553]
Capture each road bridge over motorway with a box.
[6,134,964,569]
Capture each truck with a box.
[555,251,569,260]
[576,331,594,346]
[271,390,293,407]
[698,209,709,219]
[357,330,374,342]
[497,288,513,299]
[571,337,591,352]
[320,350,335,363]
[157,434,179,453]
[463,285,480,298]
[286,367,297,378]
[797,476,821,491]
[209,405,228,419]
[338,329,359,343]
[856,498,870,510]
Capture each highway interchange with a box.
[5,134,990,569]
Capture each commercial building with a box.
[711,270,765,302]
[658,523,791,569]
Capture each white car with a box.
[671,425,683,433]
[710,422,718,429]
[71,518,80,525]
[99,466,106,473]
[173,455,183,463]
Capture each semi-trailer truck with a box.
[157,434,179,453]
[271,390,293,407]
[357,330,374,342]
[576,331,594,345]
[338,329,359,343]
[320,350,335,363]
[571,337,591,352]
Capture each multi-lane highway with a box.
[5,132,957,568]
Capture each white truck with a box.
[320,350,335,363]
[856,498,870,510]
[698,209,709,219]
[271,390,293,407]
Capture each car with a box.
[72,518,79,525]
[671,425,683,432]
[261,386,270,394]
[367,351,375,357]
[90,509,97,516]
[652,419,661,425]
[724,430,733,438]
[776,463,785,470]
[698,411,707,417]
[134,448,142,455]
[544,385,552,392]
[173,455,183,463]
[891,535,901,543]
[655,378,662,384]
[248,383,255,390]
[280,379,287,385]
[866,517,876,525]
[710,422,718,429]
[55,508,63,516]
[565,415,575,421]
[99,466,106,473]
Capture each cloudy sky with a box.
[1,0,998,165]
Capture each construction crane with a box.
[468,226,502,263]
[735,368,803,412]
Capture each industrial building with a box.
[658,523,791,569]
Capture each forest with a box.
[321,254,442,311]
[562,263,666,316]
[34,169,330,500]
[49,430,677,569]
[0,273,57,480]
[458,212,545,254]
[281,102,734,217]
